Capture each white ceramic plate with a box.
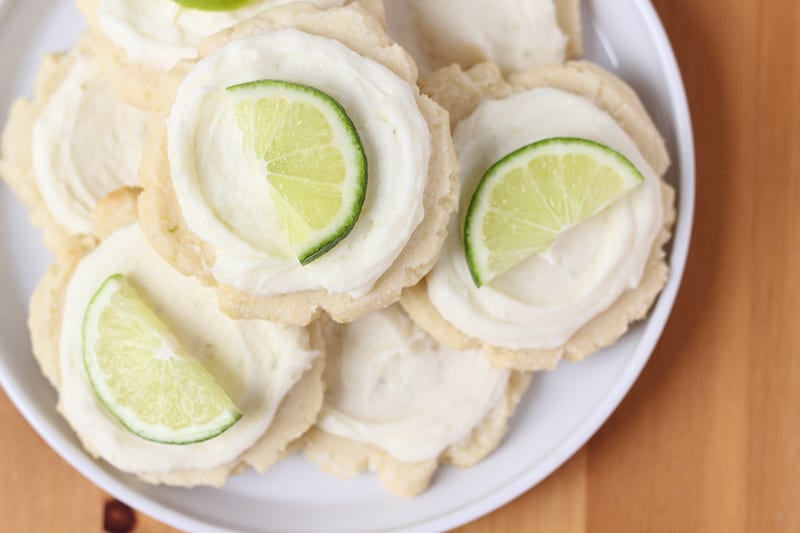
[0,1,694,531]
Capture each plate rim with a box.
[0,0,695,531]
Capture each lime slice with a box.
[172,0,256,11]
[464,137,644,287]
[227,80,368,265]
[82,274,241,444]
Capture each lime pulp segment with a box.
[172,0,257,11]
[82,274,241,445]
[227,79,368,265]
[464,137,645,287]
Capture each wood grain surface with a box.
[2,0,799,531]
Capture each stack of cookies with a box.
[0,0,674,497]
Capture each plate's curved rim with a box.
[0,0,694,531]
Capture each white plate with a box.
[0,1,694,531]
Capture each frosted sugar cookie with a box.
[383,0,582,76]
[303,305,530,497]
[76,0,381,110]
[401,62,676,371]
[138,3,459,326]
[29,188,324,487]
[0,43,149,251]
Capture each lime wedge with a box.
[227,80,368,265]
[464,137,644,287]
[82,274,241,444]
[172,0,256,11]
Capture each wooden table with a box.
[3,0,799,531]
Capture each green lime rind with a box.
[464,137,645,288]
[227,79,368,265]
[172,0,257,11]
[82,274,242,445]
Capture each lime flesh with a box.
[227,79,367,265]
[172,0,257,11]
[464,137,644,287]
[82,274,241,444]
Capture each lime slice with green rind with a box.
[172,0,257,11]
[464,137,644,287]
[227,80,368,265]
[82,274,241,445]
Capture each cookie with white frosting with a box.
[303,305,531,497]
[0,41,149,252]
[137,3,459,326]
[29,188,325,487]
[76,0,384,110]
[401,62,676,371]
[383,0,582,77]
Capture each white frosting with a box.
[32,54,149,235]
[384,0,567,76]
[58,224,319,473]
[427,88,664,350]
[317,306,510,463]
[168,30,430,297]
[97,0,345,72]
